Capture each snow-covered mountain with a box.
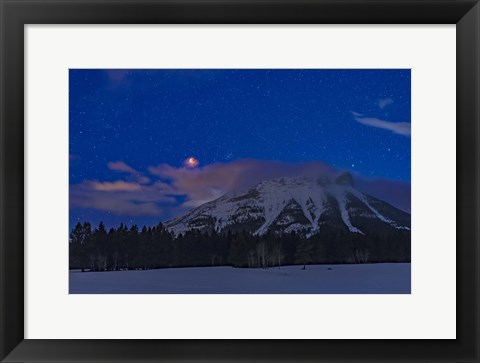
[164,173,410,238]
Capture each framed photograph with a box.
[1,0,478,362]
[68,68,412,295]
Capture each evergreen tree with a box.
[228,235,248,267]
[294,238,314,269]
[68,221,411,271]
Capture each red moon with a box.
[185,157,199,168]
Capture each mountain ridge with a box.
[164,173,411,238]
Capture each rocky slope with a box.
[164,173,410,238]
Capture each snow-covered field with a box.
[69,263,410,294]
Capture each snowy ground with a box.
[69,263,410,294]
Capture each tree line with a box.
[69,222,411,271]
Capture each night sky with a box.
[70,69,411,228]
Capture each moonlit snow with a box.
[69,263,410,294]
[164,175,410,238]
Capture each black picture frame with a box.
[1,0,479,362]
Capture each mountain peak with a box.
[164,172,411,238]
[335,172,354,187]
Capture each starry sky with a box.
[70,69,411,228]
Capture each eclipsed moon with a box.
[185,157,199,168]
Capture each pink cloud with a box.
[136,176,151,184]
[107,161,151,184]
[71,159,411,218]
[149,159,410,212]
[89,181,142,192]
[149,159,338,208]
[107,161,138,174]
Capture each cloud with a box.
[148,159,337,208]
[70,180,176,216]
[71,159,411,218]
[148,160,411,212]
[136,176,151,184]
[355,178,411,213]
[71,193,162,216]
[353,115,411,137]
[70,161,171,217]
[378,98,394,109]
[108,161,137,174]
[107,161,151,184]
[105,69,129,87]
[88,180,142,192]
